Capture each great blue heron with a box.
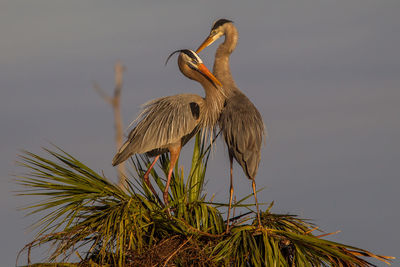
[112,49,225,213]
[197,19,265,231]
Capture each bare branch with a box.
[114,60,126,98]
[94,60,127,188]
[93,81,113,105]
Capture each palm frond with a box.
[16,134,394,266]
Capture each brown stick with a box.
[94,60,127,188]
[162,237,192,267]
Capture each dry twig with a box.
[94,60,127,187]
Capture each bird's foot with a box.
[225,223,231,234]
[254,222,264,233]
[256,213,263,230]
[166,207,172,216]
[163,194,173,217]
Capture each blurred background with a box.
[1,0,399,265]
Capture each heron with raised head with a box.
[197,19,265,231]
[112,50,225,213]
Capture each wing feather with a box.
[219,93,265,179]
[112,94,203,166]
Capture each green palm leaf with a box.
[16,134,394,266]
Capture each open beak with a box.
[196,34,220,53]
[197,63,222,87]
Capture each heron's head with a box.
[196,19,234,53]
[166,49,222,88]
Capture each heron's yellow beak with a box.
[198,63,222,87]
[196,33,221,53]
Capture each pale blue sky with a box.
[1,0,399,265]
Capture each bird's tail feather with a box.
[112,141,131,166]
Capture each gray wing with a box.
[112,94,203,166]
[219,92,265,179]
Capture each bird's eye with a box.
[188,61,197,69]
[187,60,200,70]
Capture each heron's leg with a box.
[226,153,234,233]
[251,177,262,228]
[164,145,181,215]
[143,155,163,205]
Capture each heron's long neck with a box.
[199,79,226,129]
[204,83,225,119]
[214,25,240,97]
